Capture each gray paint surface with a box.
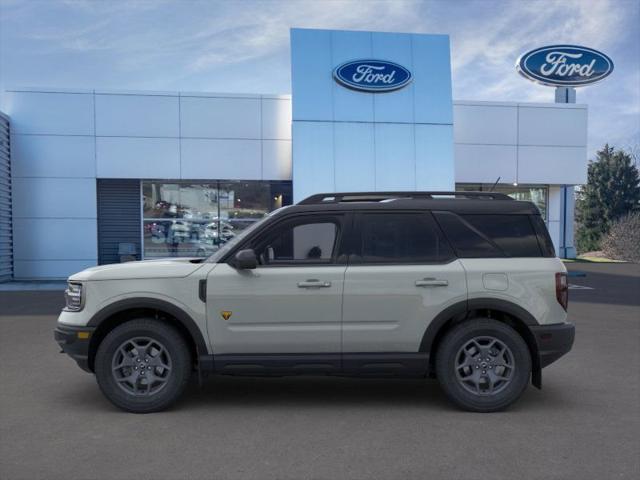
[1,262,638,479]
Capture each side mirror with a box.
[232,249,257,269]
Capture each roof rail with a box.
[298,191,513,205]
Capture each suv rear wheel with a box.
[435,318,531,412]
[95,319,192,413]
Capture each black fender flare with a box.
[419,298,542,387]
[87,297,209,356]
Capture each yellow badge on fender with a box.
[220,311,232,321]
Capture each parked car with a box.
[55,191,574,413]
[203,220,235,244]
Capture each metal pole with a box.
[555,86,577,258]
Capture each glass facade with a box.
[142,180,292,259]
[455,183,548,220]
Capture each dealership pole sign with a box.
[333,59,412,92]
[516,45,613,87]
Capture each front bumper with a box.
[54,324,95,373]
[530,322,575,368]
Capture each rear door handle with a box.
[297,279,332,288]
[415,278,449,287]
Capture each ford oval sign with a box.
[516,45,613,87]
[333,59,412,92]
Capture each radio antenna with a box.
[489,177,501,192]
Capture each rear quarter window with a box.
[462,214,542,257]
[434,212,544,258]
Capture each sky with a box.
[0,0,638,158]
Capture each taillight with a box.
[555,272,568,311]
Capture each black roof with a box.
[287,191,540,215]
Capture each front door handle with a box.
[297,279,332,288]
[415,278,449,287]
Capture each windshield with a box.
[205,206,291,263]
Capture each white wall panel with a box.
[12,178,96,219]
[14,260,97,280]
[262,98,292,139]
[11,134,95,178]
[180,96,260,139]
[454,104,517,145]
[181,138,261,180]
[331,30,374,122]
[518,106,587,146]
[372,32,413,123]
[262,140,292,180]
[374,124,415,191]
[415,125,455,190]
[547,220,561,253]
[13,218,97,261]
[548,186,562,222]
[334,123,375,192]
[292,122,334,202]
[455,144,517,183]
[96,137,180,178]
[518,146,587,184]
[95,94,179,137]
[5,91,94,135]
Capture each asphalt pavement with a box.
[1,262,639,480]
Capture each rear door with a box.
[341,212,467,364]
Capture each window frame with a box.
[349,211,456,266]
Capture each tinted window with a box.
[255,219,338,265]
[358,213,453,264]
[462,215,542,257]
[434,211,503,258]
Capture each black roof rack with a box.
[298,191,513,205]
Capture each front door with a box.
[341,212,467,372]
[206,214,348,361]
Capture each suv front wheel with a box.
[95,319,192,413]
[435,318,531,412]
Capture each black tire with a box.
[95,319,192,413]
[435,318,531,412]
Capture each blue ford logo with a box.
[333,59,412,92]
[517,45,613,87]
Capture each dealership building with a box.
[0,28,588,281]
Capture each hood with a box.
[69,258,206,282]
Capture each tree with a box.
[576,145,640,253]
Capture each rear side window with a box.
[357,213,454,264]
[462,215,542,257]
[434,212,543,258]
[433,211,503,258]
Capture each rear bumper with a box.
[54,324,95,373]
[530,322,575,368]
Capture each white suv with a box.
[55,191,575,413]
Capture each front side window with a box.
[357,213,454,264]
[253,218,340,266]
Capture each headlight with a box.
[64,282,84,311]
